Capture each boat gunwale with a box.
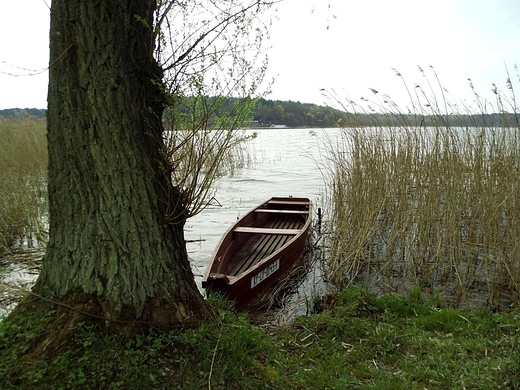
[202,197,312,291]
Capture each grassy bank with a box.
[1,287,519,389]
[0,118,47,253]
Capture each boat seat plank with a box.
[233,227,300,235]
[267,200,310,206]
[254,209,308,214]
[229,217,299,276]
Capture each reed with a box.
[325,66,520,309]
[0,118,48,253]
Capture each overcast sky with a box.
[1,0,519,110]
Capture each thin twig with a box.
[208,322,224,390]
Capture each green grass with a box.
[1,287,519,389]
[274,287,520,389]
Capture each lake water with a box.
[184,128,339,291]
[1,128,339,319]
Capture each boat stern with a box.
[202,273,232,294]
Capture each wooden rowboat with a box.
[201,197,312,308]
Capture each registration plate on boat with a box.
[251,259,280,288]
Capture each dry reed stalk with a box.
[0,118,48,253]
[324,66,520,309]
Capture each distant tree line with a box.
[1,104,518,129]
[252,98,349,127]
[0,101,349,128]
[348,112,520,128]
[0,108,46,119]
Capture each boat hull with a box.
[201,197,312,309]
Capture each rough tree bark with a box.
[35,0,210,332]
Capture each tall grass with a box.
[0,118,47,253]
[0,105,254,253]
[325,66,520,309]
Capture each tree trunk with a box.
[37,0,210,332]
